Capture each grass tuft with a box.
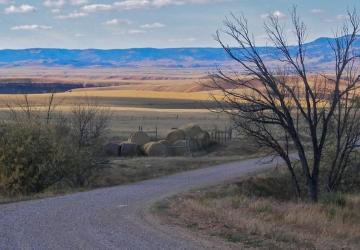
[156,167,360,249]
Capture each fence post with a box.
[185,137,192,157]
[155,126,158,140]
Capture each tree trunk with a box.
[283,156,301,199]
[308,179,318,202]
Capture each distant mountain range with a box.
[0,36,359,69]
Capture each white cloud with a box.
[70,0,88,5]
[113,0,150,10]
[11,24,52,31]
[115,0,215,9]
[103,18,131,25]
[82,0,217,12]
[128,29,146,34]
[5,4,36,14]
[51,8,60,13]
[261,10,286,19]
[272,10,286,18]
[75,33,85,37]
[82,4,112,12]
[55,11,88,19]
[310,9,324,14]
[43,0,66,8]
[140,22,165,28]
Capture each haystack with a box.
[194,131,211,149]
[170,139,199,156]
[119,142,141,157]
[142,141,169,157]
[180,124,203,138]
[158,140,170,146]
[128,131,150,146]
[104,142,120,156]
[166,129,185,143]
[171,140,188,156]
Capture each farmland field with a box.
[0,67,230,138]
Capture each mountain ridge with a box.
[0,36,359,69]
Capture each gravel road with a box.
[0,156,276,250]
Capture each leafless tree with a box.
[211,8,360,202]
[4,93,62,124]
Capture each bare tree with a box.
[211,8,360,202]
[4,93,63,124]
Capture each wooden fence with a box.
[210,127,233,145]
[138,125,158,140]
[137,125,233,145]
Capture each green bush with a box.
[0,124,66,194]
[0,102,110,195]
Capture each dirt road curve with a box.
[0,156,276,250]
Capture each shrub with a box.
[0,123,67,194]
[0,97,110,195]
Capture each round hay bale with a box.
[104,142,120,156]
[143,141,169,157]
[171,140,187,156]
[180,124,204,139]
[170,139,198,156]
[158,140,170,146]
[195,131,211,149]
[128,131,150,146]
[119,142,141,157]
[166,129,185,143]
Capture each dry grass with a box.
[0,67,212,92]
[157,169,360,250]
[67,89,219,101]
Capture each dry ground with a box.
[156,168,360,250]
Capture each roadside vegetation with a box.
[0,94,263,204]
[156,161,360,249]
[0,94,110,197]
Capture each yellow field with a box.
[0,88,230,139]
[0,67,231,138]
[67,89,217,100]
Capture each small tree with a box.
[211,8,360,202]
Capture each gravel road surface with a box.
[0,156,276,250]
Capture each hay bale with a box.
[195,131,211,149]
[180,124,203,139]
[158,140,170,146]
[119,142,141,157]
[104,143,120,156]
[143,141,169,157]
[171,140,188,156]
[170,139,198,156]
[128,131,150,146]
[166,129,186,143]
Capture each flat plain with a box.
[0,67,230,137]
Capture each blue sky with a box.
[0,0,358,49]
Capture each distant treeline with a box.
[0,82,92,94]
